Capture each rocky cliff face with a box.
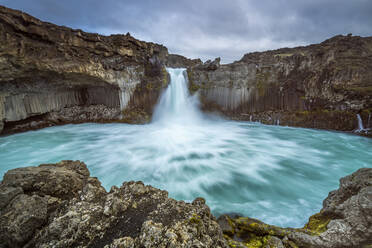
[1,161,371,248]
[0,5,169,134]
[187,35,372,134]
[1,5,371,136]
[166,54,202,68]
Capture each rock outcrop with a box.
[1,162,371,248]
[166,54,202,68]
[0,161,227,248]
[218,167,372,248]
[187,35,372,135]
[0,5,170,134]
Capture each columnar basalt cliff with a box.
[1,5,372,136]
[0,5,169,134]
[187,35,372,134]
[0,161,371,248]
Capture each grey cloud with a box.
[1,0,372,63]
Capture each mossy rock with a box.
[303,212,331,235]
[234,217,291,238]
[121,108,150,124]
[188,213,201,225]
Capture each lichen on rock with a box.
[218,167,372,248]
[0,160,228,248]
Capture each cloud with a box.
[2,0,372,63]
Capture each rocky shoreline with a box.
[0,161,371,248]
[0,5,371,137]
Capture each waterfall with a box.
[152,68,201,124]
[356,114,364,132]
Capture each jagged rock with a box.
[0,161,228,248]
[166,54,202,68]
[0,161,370,248]
[187,35,372,133]
[219,168,372,248]
[195,57,221,71]
[289,167,372,248]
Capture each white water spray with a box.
[152,68,201,124]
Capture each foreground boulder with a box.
[0,161,371,248]
[219,167,372,248]
[0,161,227,248]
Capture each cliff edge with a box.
[187,35,372,136]
[0,5,169,134]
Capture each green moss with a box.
[244,237,262,248]
[362,108,372,114]
[162,66,169,86]
[146,82,154,90]
[297,110,310,115]
[188,213,201,224]
[189,83,200,93]
[274,53,293,58]
[304,213,331,235]
[121,108,150,124]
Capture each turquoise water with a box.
[1,121,371,228]
[1,69,371,228]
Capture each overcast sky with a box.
[1,0,372,63]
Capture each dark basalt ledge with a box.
[1,5,372,137]
[0,161,371,248]
[186,36,372,138]
[0,5,170,135]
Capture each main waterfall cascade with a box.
[1,68,371,228]
[152,68,202,123]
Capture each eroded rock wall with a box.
[187,35,372,133]
[0,5,169,134]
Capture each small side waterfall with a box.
[357,114,364,131]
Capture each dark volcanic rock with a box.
[0,161,228,248]
[1,5,371,135]
[187,35,372,134]
[0,162,371,247]
[166,54,202,68]
[0,5,170,134]
[220,168,372,248]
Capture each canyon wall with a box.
[187,35,372,134]
[0,5,169,134]
[1,5,371,135]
